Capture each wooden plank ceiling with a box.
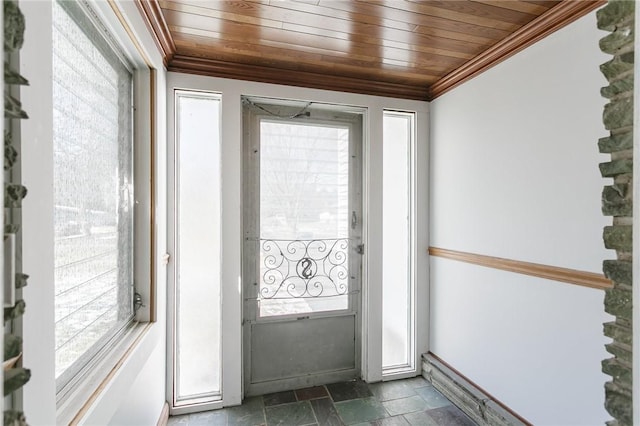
[138,0,604,100]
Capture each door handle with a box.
[356,243,365,255]
[351,211,357,230]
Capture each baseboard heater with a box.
[421,353,530,426]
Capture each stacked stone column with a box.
[597,1,634,425]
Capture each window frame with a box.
[45,0,156,421]
[170,89,223,406]
[52,0,136,396]
[381,110,417,377]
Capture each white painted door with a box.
[242,99,363,396]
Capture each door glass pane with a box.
[259,121,350,317]
[175,92,221,401]
[382,112,414,371]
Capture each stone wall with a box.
[597,1,634,424]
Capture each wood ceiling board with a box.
[411,25,497,45]
[162,2,487,60]
[524,1,563,7]
[471,0,555,15]
[168,54,433,100]
[172,35,446,82]
[285,0,513,41]
[170,33,445,80]
[160,1,284,29]
[408,0,539,25]
[168,0,505,52]
[374,0,526,30]
[169,22,466,73]
[138,0,603,101]
[162,1,452,56]
[250,0,421,33]
[277,21,491,58]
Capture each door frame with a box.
[241,98,365,396]
[166,71,430,411]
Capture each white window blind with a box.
[52,0,134,392]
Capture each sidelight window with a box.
[382,111,416,374]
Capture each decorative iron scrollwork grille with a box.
[259,238,349,299]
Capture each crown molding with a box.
[428,0,607,100]
[134,0,175,66]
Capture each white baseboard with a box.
[156,402,169,426]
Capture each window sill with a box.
[57,321,154,425]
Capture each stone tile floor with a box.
[167,376,477,425]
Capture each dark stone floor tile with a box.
[227,396,266,426]
[264,390,297,406]
[310,397,344,426]
[371,415,411,425]
[327,379,373,402]
[167,414,190,426]
[265,401,316,426]
[381,395,428,416]
[190,410,227,425]
[369,381,417,402]
[296,386,329,401]
[403,410,439,426]
[426,405,477,426]
[414,386,452,410]
[402,377,430,389]
[334,397,388,425]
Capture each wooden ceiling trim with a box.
[135,0,176,65]
[168,54,431,100]
[428,0,606,100]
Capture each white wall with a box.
[429,11,613,426]
[20,1,168,424]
